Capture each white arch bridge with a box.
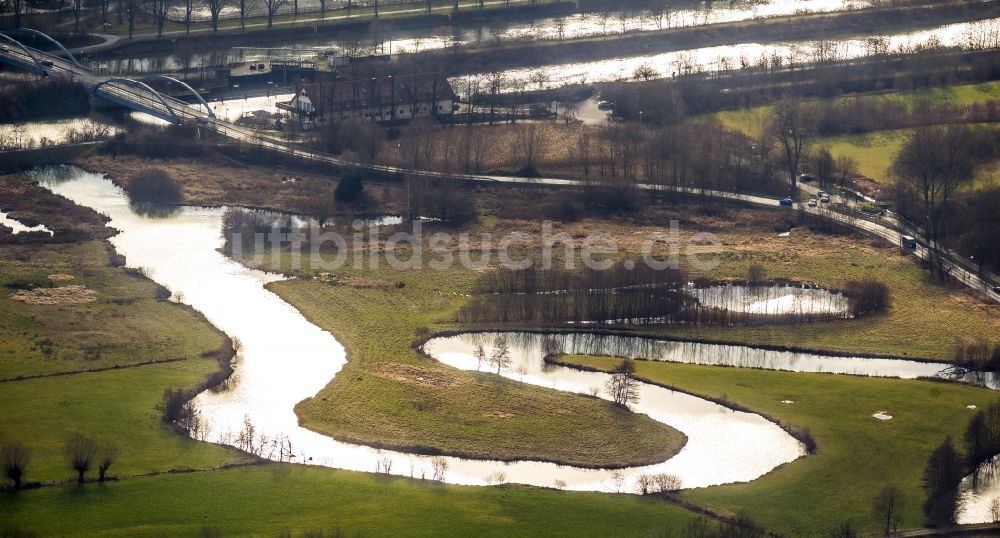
[0,29,213,124]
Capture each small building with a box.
[221,60,316,89]
[279,73,455,124]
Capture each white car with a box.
[820,195,831,203]
[807,198,818,207]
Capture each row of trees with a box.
[1,435,117,489]
[460,266,887,325]
[891,125,1000,279]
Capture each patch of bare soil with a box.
[12,285,97,305]
[47,274,75,281]
[315,273,391,289]
[371,362,457,389]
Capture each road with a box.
[3,40,998,304]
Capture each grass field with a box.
[0,237,248,484]
[0,464,699,537]
[714,81,1000,139]
[559,355,998,537]
[267,259,686,468]
[0,241,230,380]
[713,81,1000,187]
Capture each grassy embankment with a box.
[713,81,1000,188]
[557,354,998,536]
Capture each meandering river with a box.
[27,165,1000,522]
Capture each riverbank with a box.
[555,354,998,536]
[0,173,250,482]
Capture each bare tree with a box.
[517,123,548,174]
[891,126,974,277]
[485,70,504,125]
[872,484,904,536]
[237,0,256,29]
[183,0,193,33]
[98,443,118,482]
[261,0,286,28]
[605,358,639,406]
[149,0,173,37]
[473,344,486,370]
[771,100,814,195]
[633,64,659,81]
[651,473,682,493]
[73,0,83,32]
[5,0,25,28]
[488,336,511,375]
[206,0,230,31]
[1,441,30,489]
[835,154,858,187]
[430,456,448,481]
[64,433,98,484]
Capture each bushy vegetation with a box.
[127,169,183,205]
[843,278,890,317]
[409,184,478,226]
[221,207,293,252]
[0,80,89,122]
[333,171,365,203]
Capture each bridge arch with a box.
[3,28,84,68]
[0,33,46,74]
[141,75,215,118]
[93,78,181,125]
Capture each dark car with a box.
[779,198,794,207]
[597,100,615,110]
[993,286,1000,294]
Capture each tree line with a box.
[459,265,889,325]
[1,434,117,489]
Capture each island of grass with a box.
[275,270,688,468]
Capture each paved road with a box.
[3,41,998,304]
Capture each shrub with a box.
[420,188,478,226]
[221,208,292,252]
[128,169,183,205]
[334,171,365,203]
[844,278,890,317]
[747,264,768,282]
[543,195,583,222]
